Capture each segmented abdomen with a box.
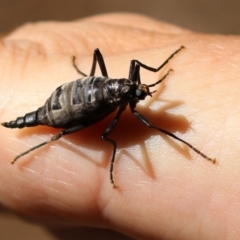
[3,76,118,129]
[38,76,115,128]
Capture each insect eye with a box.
[136,89,147,100]
[136,84,149,100]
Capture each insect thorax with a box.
[103,78,135,104]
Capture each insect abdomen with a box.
[37,76,115,128]
[2,76,117,129]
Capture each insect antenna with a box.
[147,69,173,88]
[149,90,156,97]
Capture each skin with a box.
[0,13,240,240]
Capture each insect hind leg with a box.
[11,124,88,164]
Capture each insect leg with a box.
[11,124,88,164]
[89,49,108,77]
[131,46,184,77]
[129,62,141,84]
[102,105,127,189]
[72,56,87,77]
[130,104,216,164]
[72,49,108,77]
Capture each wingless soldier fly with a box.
[2,46,216,188]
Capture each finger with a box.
[81,12,189,34]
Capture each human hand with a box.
[0,13,240,239]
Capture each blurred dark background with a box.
[0,0,240,34]
[0,0,239,240]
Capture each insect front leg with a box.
[11,124,89,164]
[129,103,216,163]
[128,61,141,84]
[102,105,127,189]
[129,46,184,83]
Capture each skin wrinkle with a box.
[198,182,219,239]
[5,21,185,55]
[82,13,189,34]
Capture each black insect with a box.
[2,46,216,188]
